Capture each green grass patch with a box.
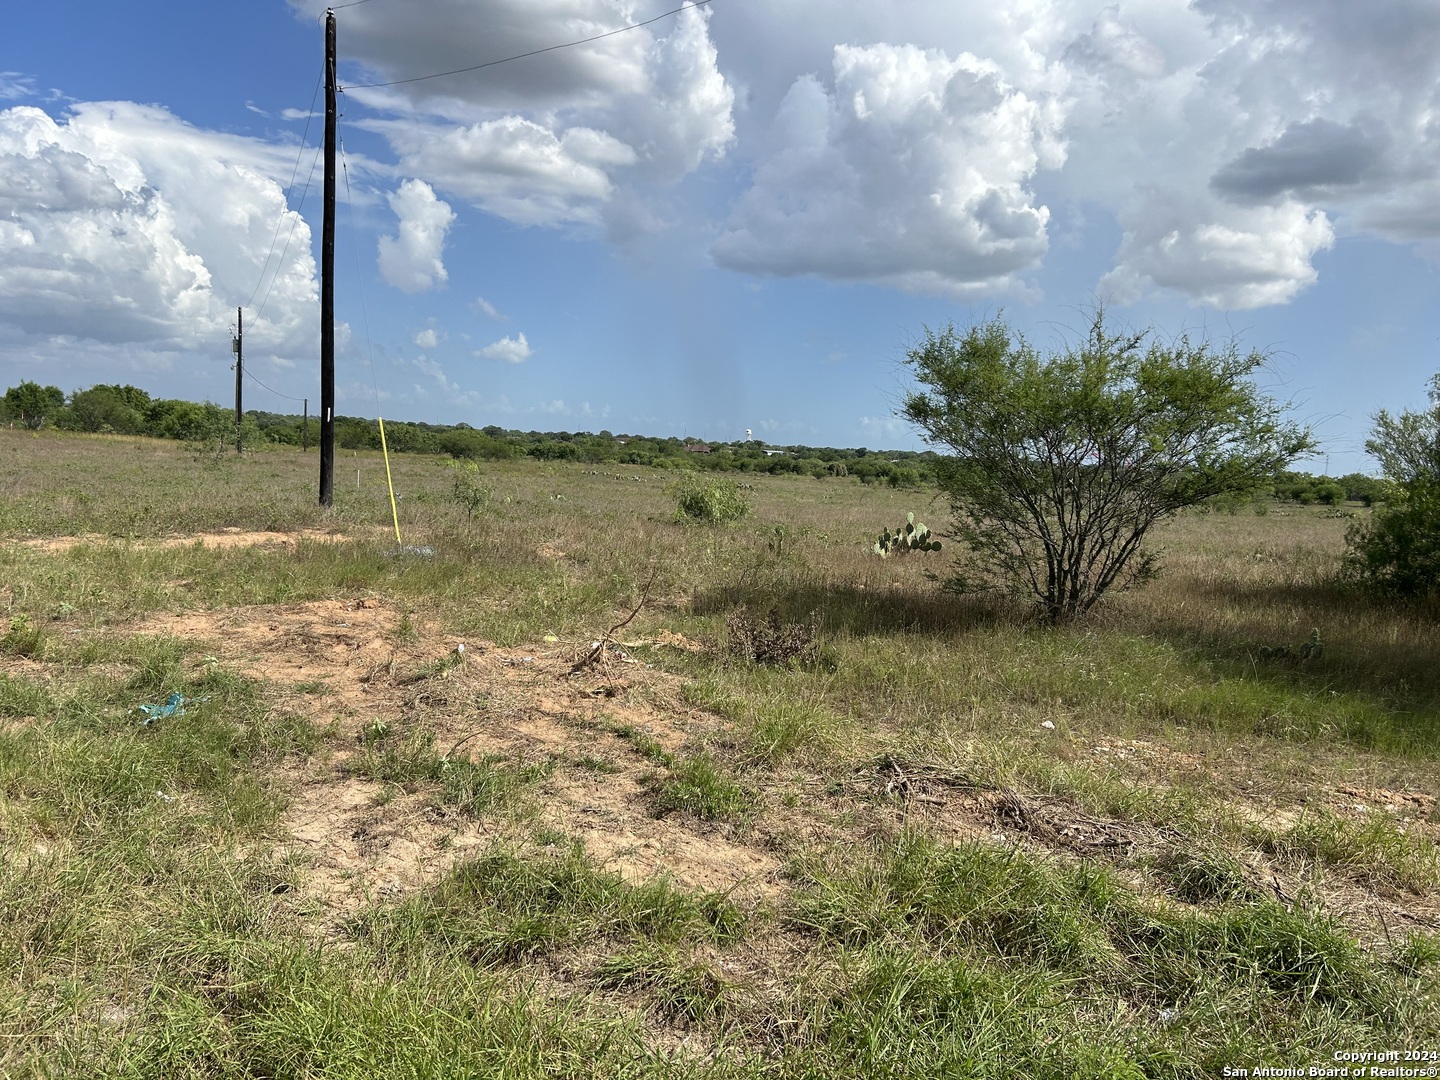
[594,943,734,1023]
[649,752,759,823]
[347,724,552,816]
[348,844,745,966]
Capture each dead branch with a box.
[564,564,660,677]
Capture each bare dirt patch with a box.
[127,600,783,924]
[136,598,407,722]
[1337,785,1437,819]
[20,528,353,554]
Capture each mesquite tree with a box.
[901,311,1315,620]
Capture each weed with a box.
[438,755,553,816]
[0,673,52,718]
[609,722,674,766]
[407,645,466,682]
[649,752,758,823]
[571,754,622,775]
[394,612,420,644]
[1,614,47,659]
[1250,811,1440,893]
[348,844,744,965]
[348,723,548,816]
[1153,847,1260,904]
[1392,932,1440,975]
[790,830,1404,1018]
[447,461,492,521]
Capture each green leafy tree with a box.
[63,385,149,434]
[1338,473,1393,507]
[901,312,1316,620]
[4,381,65,430]
[1365,374,1440,487]
[1345,373,1440,597]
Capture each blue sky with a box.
[3,1,1440,469]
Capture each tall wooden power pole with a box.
[319,8,337,506]
[233,306,243,454]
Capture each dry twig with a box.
[564,565,659,677]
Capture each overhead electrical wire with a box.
[338,136,383,408]
[244,366,307,403]
[244,72,324,314]
[254,141,325,324]
[343,0,714,90]
[235,1,718,411]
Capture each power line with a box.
[254,141,325,323]
[338,136,383,409]
[243,366,307,403]
[331,0,379,7]
[344,0,714,90]
[244,72,324,312]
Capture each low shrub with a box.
[726,607,819,666]
[673,475,750,524]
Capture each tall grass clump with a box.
[673,475,750,524]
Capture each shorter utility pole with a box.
[233,307,244,454]
[303,398,309,452]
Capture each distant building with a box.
[685,443,711,454]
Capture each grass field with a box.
[1,427,1437,1078]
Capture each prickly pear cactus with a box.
[874,512,942,558]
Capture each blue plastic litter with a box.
[136,691,188,725]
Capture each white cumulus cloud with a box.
[477,332,532,363]
[1055,0,1440,306]
[0,101,316,359]
[712,43,1066,296]
[1099,195,1336,309]
[373,119,631,228]
[377,179,455,293]
[301,0,734,234]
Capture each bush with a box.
[61,385,149,435]
[673,475,750,524]
[447,461,492,521]
[1345,481,1440,598]
[1345,373,1440,598]
[527,440,579,461]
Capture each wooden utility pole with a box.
[233,307,243,454]
[319,8,337,506]
[303,398,309,451]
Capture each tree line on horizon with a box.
[0,378,1402,504]
[0,379,940,486]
